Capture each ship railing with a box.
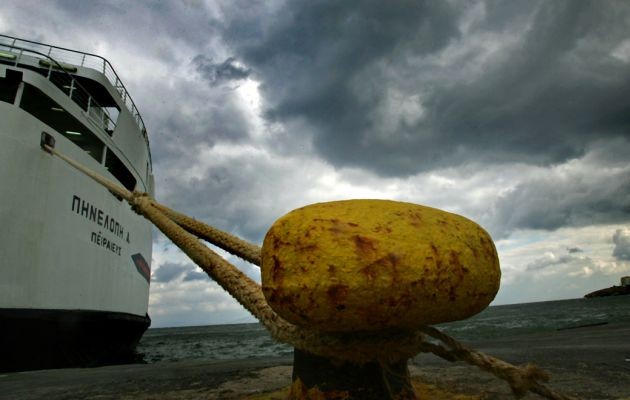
[0,34,147,141]
[0,41,118,136]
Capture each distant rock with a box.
[584,285,630,298]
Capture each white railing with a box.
[0,34,147,139]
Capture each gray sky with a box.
[4,0,630,327]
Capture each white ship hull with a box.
[0,35,154,371]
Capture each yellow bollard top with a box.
[261,199,500,332]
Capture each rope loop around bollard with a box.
[42,143,581,400]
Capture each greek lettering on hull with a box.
[90,231,122,256]
[74,194,128,256]
[72,194,130,242]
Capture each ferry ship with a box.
[0,34,154,371]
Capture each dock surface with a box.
[2,322,629,399]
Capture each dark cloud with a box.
[152,261,226,284]
[156,157,291,245]
[226,0,459,175]
[152,0,630,240]
[50,0,222,52]
[612,229,630,261]
[142,75,256,180]
[490,180,630,238]
[525,252,590,271]
[151,250,254,285]
[486,141,630,237]
[423,1,630,168]
[194,56,251,86]
[222,0,630,176]
[491,174,630,237]
[148,94,251,164]
[526,255,569,271]
[183,270,209,282]
[153,262,194,283]
[153,262,208,283]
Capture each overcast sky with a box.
[4,0,630,327]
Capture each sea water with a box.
[137,296,630,363]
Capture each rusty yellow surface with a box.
[261,200,500,332]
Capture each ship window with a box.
[105,151,136,191]
[19,83,104,162]
[0,69,22,103]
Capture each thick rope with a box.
[150,201,261,266]
[43,144,581,399]
[418,327,579,400]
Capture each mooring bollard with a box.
[260,200,501,399]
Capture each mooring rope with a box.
[150,201,262,266]
[42,143,581,399]
[418,327,578,400]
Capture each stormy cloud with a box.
[612,229,630,261]
[487,140,630,237]
[226,0,630,175]
[183,270,210,282]
[194,56,251,86]
[525,251,590,272]
[152,261,211,284]
[153,262,193,283]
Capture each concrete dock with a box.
[2,322,629,399]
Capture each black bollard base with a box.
[290,348,417,399]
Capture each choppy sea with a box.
[137,296,630,364]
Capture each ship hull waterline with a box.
[0,309,150,372]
